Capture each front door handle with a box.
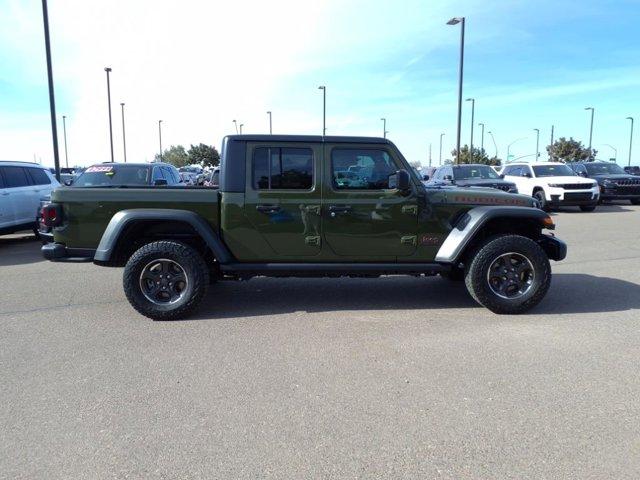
[256,204,281,214]
[328,205,352,217]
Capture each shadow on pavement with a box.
[192,275,477,320]
[551,204,635,214]
[191,272,640,320]
[536,273,640,315]
[0,233,44,266]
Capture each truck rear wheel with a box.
[464,235,551,314]
[123,241,209,320]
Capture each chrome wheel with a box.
[486,252,535,299]
[139,258,188,305]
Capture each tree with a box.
[155,145,189,167]
[451,145,501,166]
[547,137,596,162]
[188,143,220,168]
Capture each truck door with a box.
[321,144,418,259]
[243,142,322,259]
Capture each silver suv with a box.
[0,161,60,236]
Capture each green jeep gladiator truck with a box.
[42,135,566,320]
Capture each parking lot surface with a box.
[2,204,640,479]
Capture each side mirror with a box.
[499,174,505,179]
[153,179,168,186]
[578,171,587,177]
[388,169,411,191]
[443,175,453,182]
[522,172,532,178]
[64,179,73,186]
[422,175,430,181]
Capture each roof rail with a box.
[0,160,40,165]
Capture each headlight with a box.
[602,179,613,186]
[548,183,562,188]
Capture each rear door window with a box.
[2,166,30,188]
[26,168,52,185]
[253,147,313,190]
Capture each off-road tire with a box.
[465,235,551,314]
[579,205,597,212]
[123,241,209,320]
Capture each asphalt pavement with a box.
[1,204,640,479]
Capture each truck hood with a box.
[425,185,535,207]
[453,178,516,190]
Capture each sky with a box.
[0,0,639,168]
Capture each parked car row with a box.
[423,160,640,212]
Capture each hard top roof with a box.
[224,134,391,144]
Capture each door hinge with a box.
[305,205,321,215]
[402,205,418,215]
[305,235,321,246]
[401,235,417,246]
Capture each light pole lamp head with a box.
[627,116,634,121]
[120,102,124,107]
[585,107,594,111]
[267,111,271,115]
[465,97,474,102]
[318,85,325,90]
[104,67,112,72]
[479,122,484,127]
[447,17,463,25]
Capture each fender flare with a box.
[93,209,233,264]
[434,206,552,264]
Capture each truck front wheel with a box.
[464,235,551,314]
[123,240,209,320]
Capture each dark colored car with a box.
[624,166,640,176]
[41,134,565,320]
[569,162,640,205]
[71,162,182,187]
[428,164,517,193]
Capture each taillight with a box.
[42,204,62,227]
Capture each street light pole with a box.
[318,86,326,135]
[487,131,498,159]
[267,111,272,134]
[447,17,465,164]
[439,132,445,165]
[627,117,634,166]
[62,115,69,168]
[428,142,432,167]
[41,0,61,181]
[104,67,114,162]
[478,122,484,152]
[120,103,127,163]
[466,98,475,159]
[507,137,527,160]
[239,123,244,134]
[534,128,540,162]
[585,107,595,152]
[602,144,617,161]
[158,120,163,162]
[232,119,238,134]
[381,117,387,138]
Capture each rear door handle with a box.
[256,204,281,214]
[328,205,352,216]
[0,192,9,196]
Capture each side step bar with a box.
[220,263,447,277]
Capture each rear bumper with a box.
[537,234,567,261]
[42,242,95,262]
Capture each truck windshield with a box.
[585,163,625,175]
[454,165,500,180]
[73,165,150,187]
[532,164,575,177]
